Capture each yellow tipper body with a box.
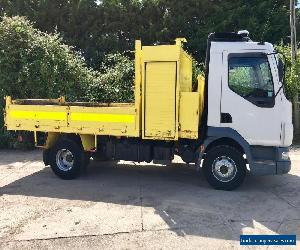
[4,38,205,145]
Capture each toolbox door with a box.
[144,62,177,139]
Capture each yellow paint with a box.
[80,134,96,151]
[70,113,135,123]
[142,45,179,62]
[144,62,176,139]
[179,51,193,92]
[197,75,205,116]
[134,40,142,136]
[5,96,11,107]
[175,38,187,45]
[10,110,67,121]
[45,132,60,149]
[179,92,200,139]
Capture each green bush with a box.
[192,59,205,90]
[0,15,94,148]
[0,16,135,149]
[85,53,134,103]
[0,16,95,102]
[275,44,300,100]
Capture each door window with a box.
[228,55,275,107]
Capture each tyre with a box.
[49,139,85,180]
[43,149,50,166]
[203,145,246,191]
[83,152,91,167]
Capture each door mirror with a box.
[278,57,285,83]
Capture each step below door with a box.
[144,62,177,139]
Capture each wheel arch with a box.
[198,127,253,164]
[44,133,95,151]
[205,137,245,156]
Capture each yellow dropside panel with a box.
[179,92,199,139]
[6,101,139,137]
[6,105,68,131]
[68,106,138,136]
[144,62,176,139]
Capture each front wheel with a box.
[203,145,246,191]
[49,139,85,180]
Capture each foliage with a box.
[229,67,256,97]
[276,44,300,100]
[0,0,294,66]
[86,53,134,103]
[0,130,15,149]
[297,8,300,40]
[192,59,205,90]
[0,15,134,148]
[0,15,95,100]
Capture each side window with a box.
[228,55,275,107]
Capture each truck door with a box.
[144,62,177,139]
[221,51,282,146]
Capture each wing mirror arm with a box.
[275,85,283,98]
[274,52,286,99]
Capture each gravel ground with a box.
[0,148,300,250]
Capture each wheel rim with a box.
[56,149,74,172]
[212,156,237,183]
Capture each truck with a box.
[4,31,293,190]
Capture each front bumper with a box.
[250,159,291,176]
[276,160,291,174]
[249,147,291,176]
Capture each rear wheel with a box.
[49,139,85,180]
[203,145,246,190]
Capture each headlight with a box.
[281,151,289,160]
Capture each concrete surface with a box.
[0,148,300,249]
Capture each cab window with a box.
[228,55,275,107]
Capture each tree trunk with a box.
[293,94,300,134]
[291,0,299,133]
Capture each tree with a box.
[0,0,294,64]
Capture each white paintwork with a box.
[208,41,293,147]
[207,51,223,126]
